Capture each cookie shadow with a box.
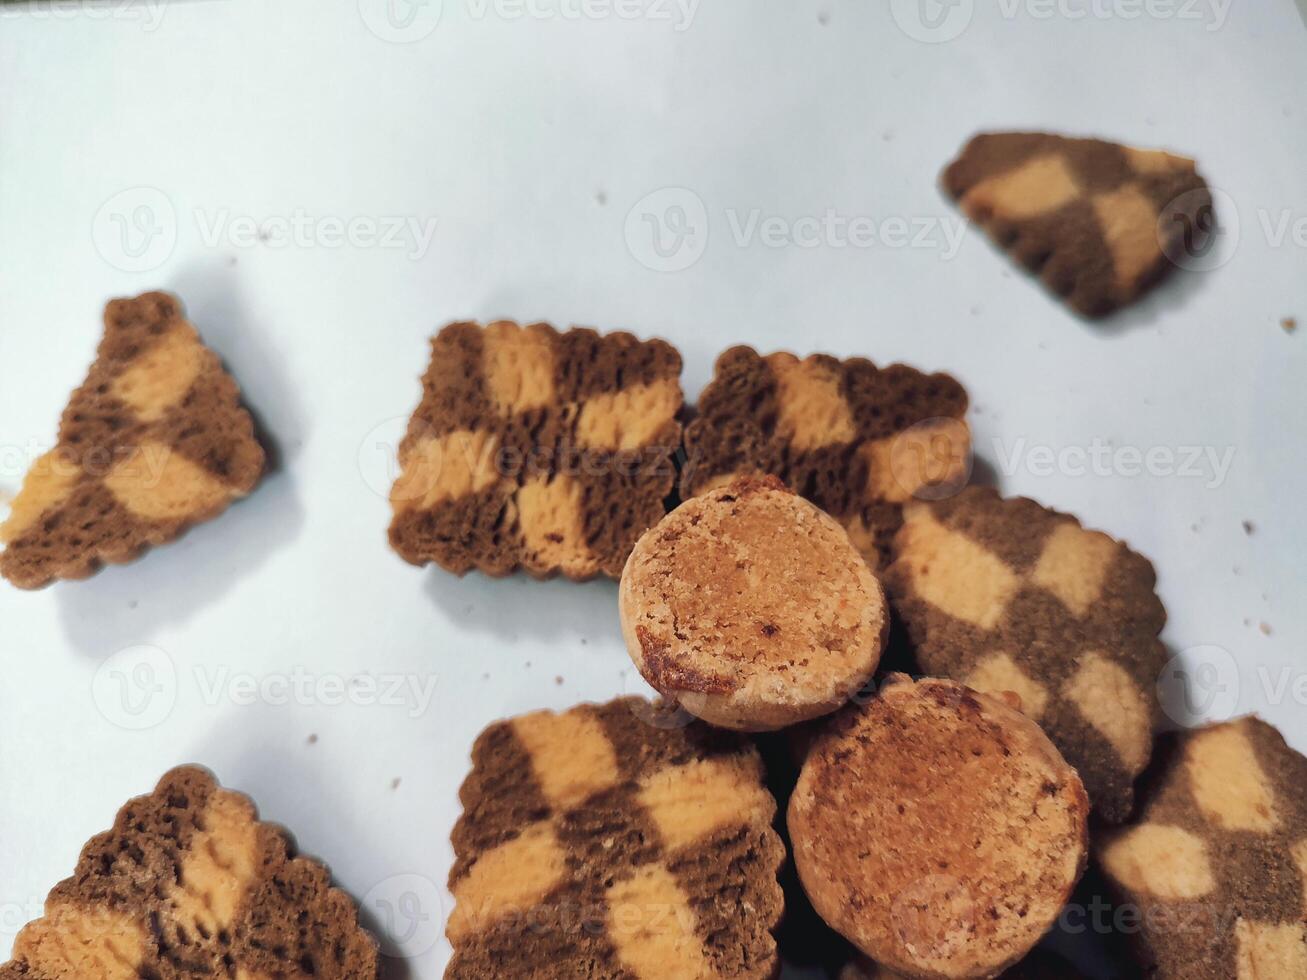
[183,717,421,980]
[424,569,621,645]
[1085,266,1214,336]
[55,262,307,658]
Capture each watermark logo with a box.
[888,417,973,502]
[364,874,445,957]
[1157,645,1240,727]
[359,416,412,501]
[1160,186,1239,273]
[359,0,444,41]
[92,187,177,273]
[891,0,975,42]
[624,187,709,273]
[92,645,178,731]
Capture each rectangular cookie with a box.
[388,321,683,579]
[446,697,785,978]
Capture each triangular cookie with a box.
[0,291,265,588]
[0,766,378,979]
[944,132,1212,317]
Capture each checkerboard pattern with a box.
[1,767,378,980]
[445,698,785,979]
[884,487,1167,822]
[680,346,969,570]
[388,321,683,580]
[0,292,264,589]
[944,132,1212,317]
[1099,718,1307,979]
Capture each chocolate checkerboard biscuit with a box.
[943,132,1212,317]
[446,697,785,979]
[883,487,1167,823]
[388,320,683,580]
[0,292,265,589]
[1098,717,1307,979]
[619,475,888,731]
[790,676,1089,979]
[680,346,969,570]
[0,766,378,979]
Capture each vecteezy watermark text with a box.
[91,187,439,272]
[890,0,1233,44]
[992,437,1236,489]
[93,646,439,730]
[624,187,966,273]
[1,0,170,31]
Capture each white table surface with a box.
[1,1,1305,976]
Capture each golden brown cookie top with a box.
[0,292,264,589]
[1098,717,1307,979]
[387,320,683,580]
[0,766,377,980]
[619,476,888,731]
[681,345,970,570]
[943,131,1211,317]
[446,697,786,979]
[790,676,1089,980]
[884,486,1167,822]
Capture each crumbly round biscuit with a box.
[618,475,888,731]
[789,675,1089,980]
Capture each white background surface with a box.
[1,1,1305,976]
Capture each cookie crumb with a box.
[554,675,564,686]
[1282,317,1297,333]
[595,190,608,206]
[1259,622,1273,636]
[306,733,318,745]
[1242,520,1255,535]
[817,9,830,24]
[391,778,401,790]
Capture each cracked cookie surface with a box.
[620,475,888,731]
[790,676,1088,980]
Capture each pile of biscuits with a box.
[3,132,1301,980]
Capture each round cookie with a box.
[789,675,1089,980]
[619,475,888,731]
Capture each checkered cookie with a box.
[884,487,1168,822]
[681,346,969,570]
[388,321,683,579]
[944,132,1212,317]
[1099,718,1307,979]
[0,292,265,589]
[1,766,378,979]
[445,698,785,979]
